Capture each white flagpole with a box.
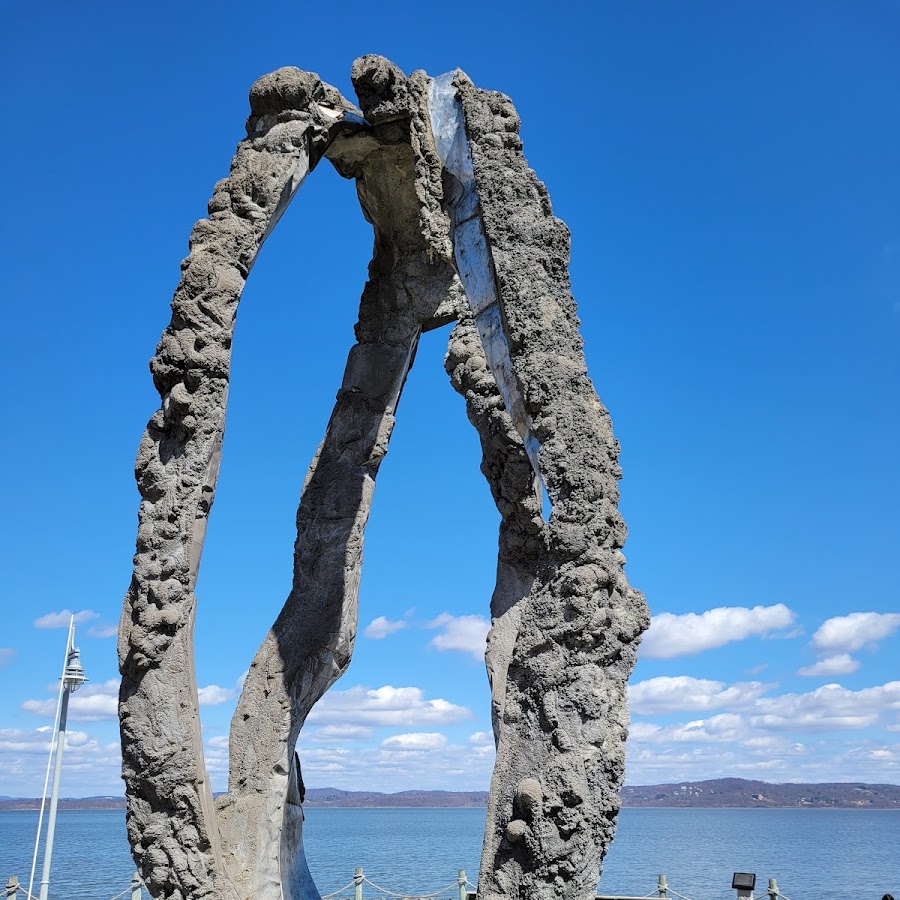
[26,618,72,900]
[37,616,88,900]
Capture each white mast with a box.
[37,616,88,900]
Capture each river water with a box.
[1,807,897,900]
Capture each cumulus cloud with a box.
[381,732,448,751]
[0,726,121,797]
[624,731,900,786]
[202,735,230,776]
[311,725,373,742]
[797,654,860,677]
[364,616,409,640]
[0,727,57,755]
[630,674,900,735]
[631,713,746,745]
[307,685,472,728]
[198,684,237,706]
[87,623,118,639]
[629,676,770,715]
[33,609,100,629]
[750,681,900,732]
[427,613,489,661]
[0,648,15,668]
[21,679,119,722]
[197,673,246,706]
[640,604,796,659]
[811,612,900,654]
[271,737,496,795]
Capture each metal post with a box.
[458,869,467,900]
[767,879,778,900]
[5,877,18,899]
[38,680,70,900]
[38,624,87,900]
[131,870,143,900]
[354,867,364,900]
[658,875,668,898]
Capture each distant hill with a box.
[2,779,898,811]
[620,777,900,809]
[0,796,126,811]
[303,788,489,808]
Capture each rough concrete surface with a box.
[120,56,647,900]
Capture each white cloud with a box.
[624,732,900,787]
[751,682,900,732]
[33,609,100,629]
[275,738,496,796]
[0,726,122,797]
[381,733,448,751]
[0,648,15,668]
[798,653,860,677]
[640,604,796,659]
[629,676,770,715]
[21,679,119,722]
[198,684,237,706]
[87,623,118,639]
[198,673,246,706]
[630,713,772,747]
[311,725,373,742]
[811,612,900,654]
[468,731,492,746]
[307,685,472,728]
[427,613,489,661]
[203,735,230,775]
[630,674,900,734]
[0,727,57,755]
[364,616,408,640]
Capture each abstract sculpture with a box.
[118,56,649,900]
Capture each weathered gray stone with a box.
[119,65,363,900]
[120,56,647,900]
[447,70,649,900]
[217,66,464,900]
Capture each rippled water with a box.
[1,807,898,900]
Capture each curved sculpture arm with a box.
[119,56,648,900]
[118,68,361,900]
[216,59,465,900]
[442,74,650,900]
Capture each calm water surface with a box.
[1,808,897,900]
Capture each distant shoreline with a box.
[2,778,899,811]
[3,804,900,812]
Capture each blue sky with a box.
[0,0,898,797]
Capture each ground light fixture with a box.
[732,873,757,900]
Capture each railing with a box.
[322,867,474,900]
[4,871,144,900]
[3,869,793,900]
[324,870,695,900]
[595,874,791,900]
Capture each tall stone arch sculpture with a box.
[119,56,649,900]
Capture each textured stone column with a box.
[436,71,650,900]
[118,69,359,900]
[444,321,545,738]
[216,58,463,900]
[120,56,646,900]
[459,74,649,900]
